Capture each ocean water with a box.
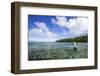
[28,42,88,61]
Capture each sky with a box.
[28,15,88,42]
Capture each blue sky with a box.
[28,15,88,42]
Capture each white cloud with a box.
[34,22,57,39]
[29,22,57,42]
[52,16,88,37]
[34,22,49,32]
[29,17,88,42]
[52,16,68,27]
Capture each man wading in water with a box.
[74,41,77,51]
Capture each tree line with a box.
[56,35,88,42]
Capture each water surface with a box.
[28,42,88,61]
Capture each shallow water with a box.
[28,42,88,61]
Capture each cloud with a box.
[34,22,57,39]
[52,16,88,37]
[34,22,49,33]
[29,16,88,42]
[29,22,57,42]
[52,16,68,27]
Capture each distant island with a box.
[56,35,88,42]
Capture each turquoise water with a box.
[28,42,88,61]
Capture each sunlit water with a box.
[28,42,88,61]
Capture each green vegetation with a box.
[56,35,88,42]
